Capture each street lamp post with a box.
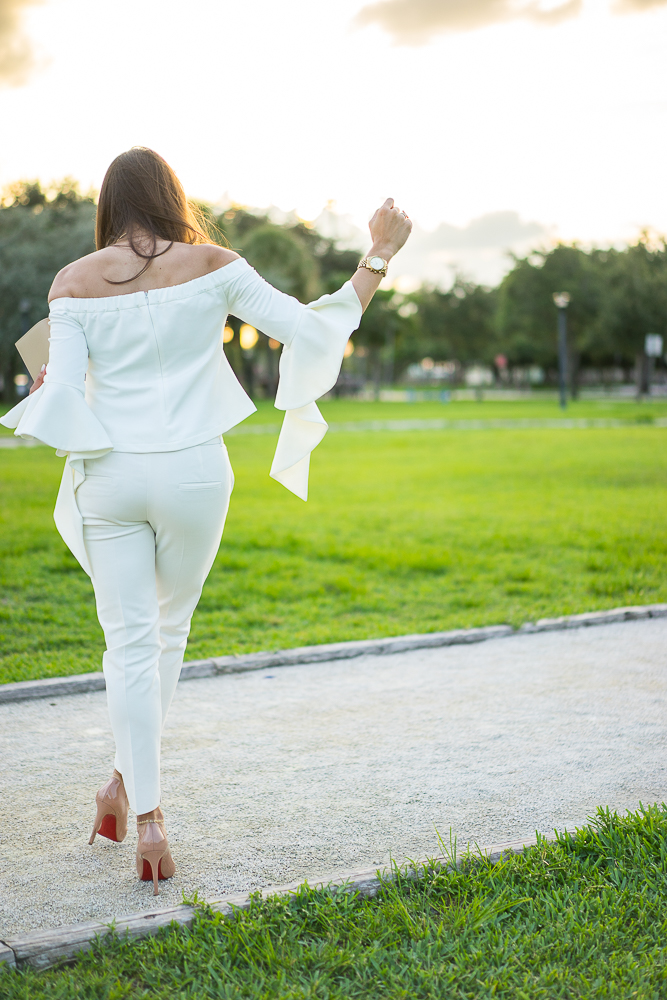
[644,333,664,398]
[553,292,571,410]
[15,299,32,398]
[19,298,31,337]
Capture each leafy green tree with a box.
[496,244,604,392]
[412,278,498,369]
[240,224,319,303]
[595,236,667,391]
[0,180,96,402]
[352,290,403,394]
[315,244,362,296]
[212,205,275,248]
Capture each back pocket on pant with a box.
[79,476,117,494]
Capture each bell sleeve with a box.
[0,308,112,457]
[224,261,362,500]
[0,307,113,576]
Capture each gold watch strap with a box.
[358,256,388,277]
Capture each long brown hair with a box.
[95,147,218,284]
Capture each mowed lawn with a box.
[1,399,667,684]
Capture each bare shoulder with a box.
[171,243,242,282]
[163,242,240,270]
[48,242,242,302]
[201,244,241,268]
[48,250,108,302]
[169,242,241,275]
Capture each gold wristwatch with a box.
[358,255,389,277]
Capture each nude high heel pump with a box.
[136,808,175,895]
[89,770,129,844]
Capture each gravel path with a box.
[1,617,666,938]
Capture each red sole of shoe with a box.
[141,858,165,881]
[98,814,119,842]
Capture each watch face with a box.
[369,256,385,270]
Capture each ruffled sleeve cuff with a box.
[270,281,362,500]
[0,382,113,459]
[1,382,113,578]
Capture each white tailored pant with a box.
[76,438,233,814]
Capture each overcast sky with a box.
[1,0,667,287]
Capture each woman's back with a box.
[47,253,295,453]
[48,241,240,302]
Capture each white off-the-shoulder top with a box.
[0,258,362,575]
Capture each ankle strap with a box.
[137,818,164,826]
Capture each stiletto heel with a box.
[89,770,129,844]
[141,850,167,895]
[136,810,175,895]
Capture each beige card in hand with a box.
[15,318,50,381]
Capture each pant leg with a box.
[147,439,233,724]
[77,454,164,814]
[78,441,233,814]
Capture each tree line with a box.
[1,179,665,401]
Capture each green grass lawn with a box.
[4,394,667,433]
[1,398,667,684]
[221,395,667,425]
[3,804,666,998]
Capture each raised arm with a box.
[222,197,412,343]
[222,200,411,502]
[350,198,412,312]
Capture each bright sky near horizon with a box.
[1,0,667,287]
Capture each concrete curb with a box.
[2,604,666,706]
[517,604,666,631]
[0,836,545,971]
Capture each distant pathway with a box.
[2,414,666,447]
[1,617,665,936]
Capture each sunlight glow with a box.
[2,0,667,286]
[240,325,259,351]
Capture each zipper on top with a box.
[144,291,168,418]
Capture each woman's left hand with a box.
[29,365,46,395]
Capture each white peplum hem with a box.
[0,381,114,577]
[0,380,113,456]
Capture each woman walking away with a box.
[1,147,412,893]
